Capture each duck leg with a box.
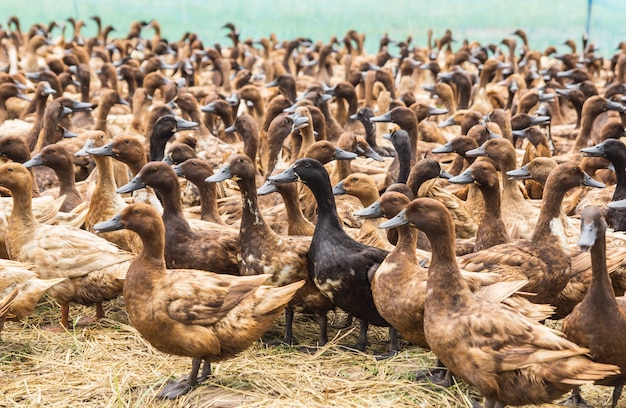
[331,312,353,329]
[157,357,201,399]
[558,387,592,407]
[317,313,328,346]
[356,318,368,351]
[282,307,296,344]
[375,327,400,360]
[197,359,212,383]
[611,383,623,408]
[414,358,452,387]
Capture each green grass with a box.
[1,0,625,57]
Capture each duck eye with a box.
[7,167,13,173]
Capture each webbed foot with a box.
[156,378,195,399]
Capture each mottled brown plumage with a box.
[94,203,303,398]
[208,154,333,345]
[385,197,619,407]
[562,207,626,408]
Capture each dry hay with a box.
[0,297,619,407]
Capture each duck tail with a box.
[0,288,18,317]
[256,280,305,317]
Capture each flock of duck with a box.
[2,15,626,407]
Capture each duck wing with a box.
[166,272,272,326]
[11,224,134,278]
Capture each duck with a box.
[560,206,626,408]
[406,157,478,239]
[332,172,393,250]
[173,158,226,225]
[75,131,140,253]
[85,133,164,213]
[117,161,240,275]
[22,143,84,212]
[93,202,304,398]
[207,153,334,346]
[457,162,605,308]
[257,177,316,237]
[0,260,66,328]
[0,163,133,329]
[379,196,619,407]
[448,161,509,251]
[0,287,17,336]
[580,138,626,231]
[466,137,540,239]
[269,158,396,352]
[147,114,198,162]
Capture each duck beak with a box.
[174,116,198,131]
[576,220,597,252]
[71,101,94,112]
[431,141,454,154]
[22,154,44,169]
[362,146,384,162]
[511,129,528,138]
[94,212,125,233]
[439,169,454,179]
[332,180,347,195]
[379,209,409,229]
[268,166,298,184]
[428,106,449,116]
[257,179,278,195]
[581,142,606,157]
[448,168,474,184]
[582,172,605,188]
[507,164,531,180]
[87,142,114,156]
[205,164,232,182]
[161,154,175,165]
[117,174,146,194]
[200,102,216,113]
[74,139,95,157]
[224,124,236,133]
[369,111,392,123]
[353,200,383,219]
[292,115,309,131]
[173,163,185,177]
[609,198,626,210]
[62,127,78,138]
[465,145,487,158]
[334,147,358,160]
[438,116,457,128]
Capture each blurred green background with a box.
[2,0,624,57]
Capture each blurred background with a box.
[2,0,624,57]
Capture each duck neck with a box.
[8,182,36,234]
[396,140,412,184]
[394,224,419,264]
[237,173,273,237]
[585,227,617,306]
[95,101,114,133]
[92,155,117,201]
[25,94,48,151]
[308,177,344,232]
[186,181,217,224]
[157,179,186,221]
[362,118,377,149]
[530,177,568,246]
[278,184,314,236]
[139,228,167,266]
[610,153,626,200]
[497,150,525,203]
[55,162,78,198]
[425,220,471,301]
[573,106,601,150]
[149,129,172,162]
